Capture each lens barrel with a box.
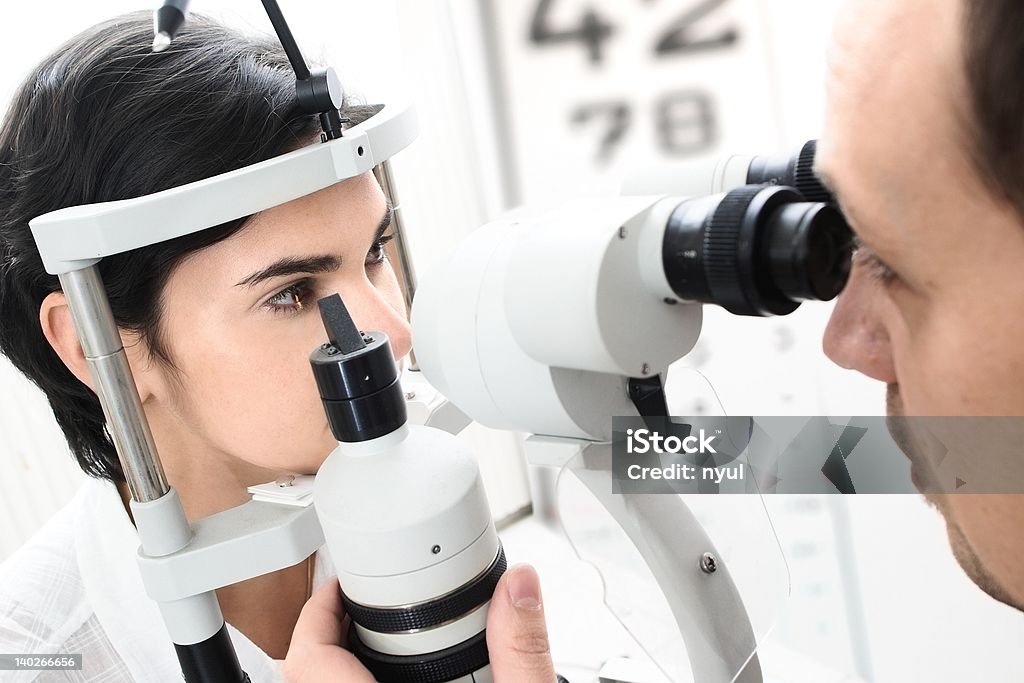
[344,545,507,683]
[663,185,853,317]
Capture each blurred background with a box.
[1,1,1022,681]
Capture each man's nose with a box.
[822,263,898,384]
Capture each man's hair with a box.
[964,0,1024,217]
[0,12,366,482]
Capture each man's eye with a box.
[853,237,899,286]
[367,233,396,266]
[865,255,899,285]
[265,280,313,314]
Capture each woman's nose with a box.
[345,284,413,364]
[822,263,898,384]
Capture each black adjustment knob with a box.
[703,186,767,316]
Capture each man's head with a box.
[816,0,1024,611]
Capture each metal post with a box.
[374,159,420,370]
[59,266,169,502]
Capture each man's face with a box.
[816,0,1024,610]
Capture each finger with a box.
[282,578,376,683]
[486,563,557,683]
[291,577,346,647]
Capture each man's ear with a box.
[39,291,158,403]
[40,291,93,390]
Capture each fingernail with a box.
[508,563,542,610]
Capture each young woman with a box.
[0,12,554,682]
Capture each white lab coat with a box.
[0,476,334,682]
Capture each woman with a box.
[0,12,554,682]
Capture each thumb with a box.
[486,563,557,683]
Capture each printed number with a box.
[656,91,717,155]
[529,0,616,65]
[570,100,632,162]
[573,91,717,163]
[655,0,739,56]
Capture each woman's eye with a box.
[265,281,313,314]
[366,234,396,267]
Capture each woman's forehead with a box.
[170,173,386,285]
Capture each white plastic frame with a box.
[30,100,418,274]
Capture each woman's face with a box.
[145,171,411,476]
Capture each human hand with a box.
[282,563,558,683]
[485,562,558,682]
[280,578,374,683]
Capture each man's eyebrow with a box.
[234,203,393,289]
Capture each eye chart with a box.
[481,0,784,202]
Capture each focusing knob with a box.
[794,140,833,204]
[704,186,762,316]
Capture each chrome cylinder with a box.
[374,159,418,302]
[59,267,169,502]
[374,160,420,371]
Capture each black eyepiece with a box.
[766,201,851,303]
[746,140,834,206]
[663,185,853,317]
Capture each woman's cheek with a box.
[252,359,322,437]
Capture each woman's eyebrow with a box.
[376,201,393,241]
[235,254,341,288]
[235,203,393,288]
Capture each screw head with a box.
[641,363,651,375]
[276,475,295,488]
[405,391,417,401]
[700,552,718,574]
[431,544,442,555]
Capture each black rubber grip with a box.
[704,186,761,314]
[342,544,507,634]
[794,140,833,204]
[348,624,490,683]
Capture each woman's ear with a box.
[39,291,159,404]
[39,291,93,390]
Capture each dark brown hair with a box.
[964,0,1024,216]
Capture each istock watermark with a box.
[610,416,1024,495]
[625,428,719,454]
